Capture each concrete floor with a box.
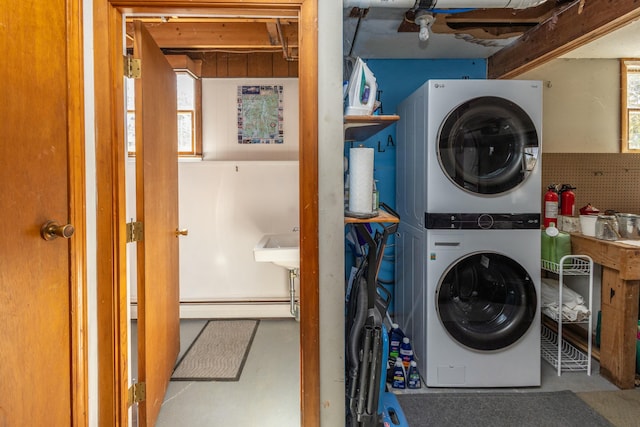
[157,319,300,427]
[132,318,621,426]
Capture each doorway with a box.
[93,1,319,426]
[124,18,301,425]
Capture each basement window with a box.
[126,71,202,157]
[621,59,640,152]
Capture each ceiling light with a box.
[414,11,435,42]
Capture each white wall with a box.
[82,0,98,424]
[203,78,299,160]
[177,160,299,302]
[517,58,620,153]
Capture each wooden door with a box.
[133,21,181,427]
[0,0,85,425]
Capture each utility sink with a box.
[253,232,300,270]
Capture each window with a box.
[621,59,640,152]
[126,71,202,157]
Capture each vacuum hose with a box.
[346,276,368,412]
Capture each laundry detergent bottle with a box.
[400,337,414,369]
[391,357,406,389]
[407,360,422,389]
[388,323,404,366]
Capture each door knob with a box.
[176,228,189,236]
[41,220,75,241]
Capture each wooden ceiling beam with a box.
[265,22,279,45]
[125,21,298,49]
[488,0,640,79]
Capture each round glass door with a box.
[436,252,537,351]
[438,96,539,195]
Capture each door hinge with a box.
[126,221,144,243]
[124,55,142,79]
[128,382,146,406]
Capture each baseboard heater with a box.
[130,300,296,319]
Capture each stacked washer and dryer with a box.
[395,80,543,388]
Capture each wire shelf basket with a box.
[541,324,590,373]
[541,256,592,275]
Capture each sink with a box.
[253,232,300,270]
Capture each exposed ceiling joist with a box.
[125,21,298,51]
[488,0,640,78]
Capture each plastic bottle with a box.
[407,360,422,389]
[400,337,414,369]
[391,357,406,389]
[388,323,404,365]
[372,180,379,212]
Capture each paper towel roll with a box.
[348,147,374,215]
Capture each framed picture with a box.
[237,85,284,144]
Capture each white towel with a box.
[541,278,590,322]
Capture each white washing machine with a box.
[395,224,541,388]
[396,79,542,228]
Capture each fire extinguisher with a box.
[543,184,559,228]
[559,184,576,217]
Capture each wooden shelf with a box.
[344,209,399,224]
[344,115,399,141]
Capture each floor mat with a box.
[171,319,259,381]
[396,390,613,427]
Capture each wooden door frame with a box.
[93,1,319,426]
[67,0,89,425]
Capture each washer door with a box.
[436,252,537,351]
[438,96,539,195]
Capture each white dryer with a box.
[396,79,542,228]
[395,223,541,388]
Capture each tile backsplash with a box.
[542,153,640,215]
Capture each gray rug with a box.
[171,319,259,381]
[396,390,613,427]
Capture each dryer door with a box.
[438,96,539,196]
[436,252,537,351]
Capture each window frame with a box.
[126,67,202,158]
[176,71,203,157]
[621,58,640,153]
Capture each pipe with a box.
[288,268,299,321]
[275,19,297,62]
[344,0,548,9]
